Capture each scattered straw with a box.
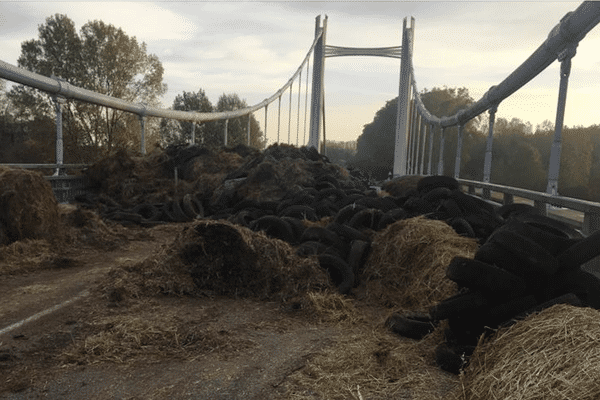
[61,303,254,365]
[301,291,363,324]
[362,215,478,310]
[457,304,600,400]
[284,321,456,400]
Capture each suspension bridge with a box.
[1,1,600,233]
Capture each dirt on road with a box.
[0,213,459,400]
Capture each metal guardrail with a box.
[458,178,600,235]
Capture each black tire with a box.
[280,216,306,243]
[347,239,370,284]
[556,230,600,271]
[250,216,296,243]
[446,257,526,296]
[337,193,365,209]
[488,229,560,277]
[315,174,341,189]
[278,205,318,221]
[315,187,347,204]
[326,222,370,243]
[422,186,452,204]
[296,240,328,257]
[160,202,176,222]
[516,213,583,240]
[439,199,463,219]
[403,196,436,214]
[482,295,538,328]
[500,293,583,328]
[448,217,476,238]
[418,175,459,194]
[377,208,408,231]
[313,199,339,219]
[386,312,437,340]
[171,199,192,222]
[300,226,343,248]
[449,189,496,217]
[334,203,367,225]
[497,203,540,220]
[105,211,143,224]
[182,193,204,219]
[131,203,161,222]
[317,254,355,295]
[499,218,579,257]
[429,290,489,321]
[348,208,383,231]
[435,343,472,375]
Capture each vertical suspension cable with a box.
[277,95,281,144]
[297,69,302,146]
[264,104,268,145]
[303,55,310,146]
[288,81,293,144]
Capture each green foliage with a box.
[7,14,167,162]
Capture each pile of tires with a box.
[75,192,205,226]
[425,213,600,374]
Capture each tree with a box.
[215,93,265,149]
[352,86,480,179]
[8,14,167,161]
[159,89,217,146]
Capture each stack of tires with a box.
[427,212,600,374]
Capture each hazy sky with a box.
[1,1,599,145]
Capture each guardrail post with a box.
[546,44,577,197]
[437,127,446,176]
[191,122,196,145]
[583,212,600,235]
[408,100,416,174]
[52,95,66,176]
[264,105,268,142]
[427,123,435,175]
[138,115,146,155]
[414,113,422,175]
[534,200,548,216]
[308,15,327,151]
[483,104,498,196]
[224,119,229,146]
[503,193,514,205]
[419,119,426,175]
[393,17,414,177]
[454,123,464,179]
[247,114,251,146]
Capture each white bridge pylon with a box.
[308,15,414,177]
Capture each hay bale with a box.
[100,220,331,302]
[458,304,600,400]
[362,215,479,310]
[0,167,59,245]
[382,175,424,197]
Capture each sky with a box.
[1,1,599,146]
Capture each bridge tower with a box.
[307,15,412,174]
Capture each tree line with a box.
[351,86,600,202]
[0,14,265,166]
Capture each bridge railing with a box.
[0,20,322,167]
[396,1,600,234]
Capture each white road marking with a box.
[0,289,90,337]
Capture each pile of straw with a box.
[362,215,479,310]
[99,220,331,302]
[457,304,600,400]
[0,166,60,245]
